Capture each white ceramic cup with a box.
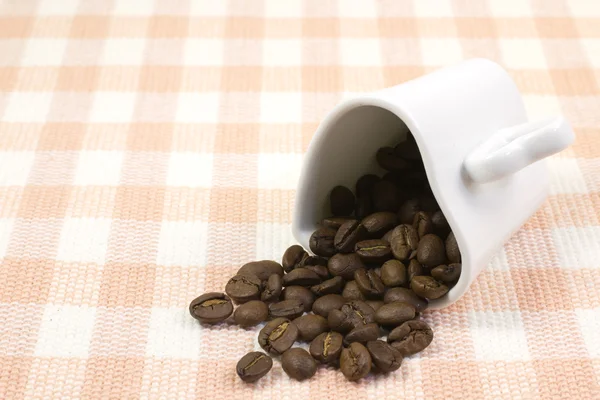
[292,58,574,309]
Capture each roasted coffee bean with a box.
[330,185,355,216]
[431,263,461,283]
[355,195,374,219]
[310,331,343,364]
[390,224,419,261]
[340,342,372,381]
[411,275,449,299]
[292,314,329,342]
[388,320,433,356]
[413,211,433,238]
[282,245,308,272]
[334,220,367,253]
[268,299,304,319]
[372,180,401,212]
[382,228,395,243]
[261,274,282,302]
[416,234,446,267]
[189,292,233,324]
[354,268,385,298]
[384,288,428,312]
[394,135,421,161]
[344,323,380,345]
[398,198,421,224]
[366,340,403,373]
[225,274,262,304]
[328,300,375,333]
[328,253,365,280]
[258,317,298,355]
[233,300,268,327]
[237,260,283,282]
[375,301,416,327]
[380,260,407,287]
[282,268,321,287]
[431,210,451,238]
[321,216,355,230]
[281,348,317,381]
[301,255,329,267]
[309,227,337,257]
[312,294,346,318]
[356,174,380,197]
[355,239,392,263]
[407,259,424,282]
[342,280,365,301]
[311,276,344,296]
[362,212,398,237]
[446,231,461,263]
[282,286,315,313]
[376,146,409,172]
[365,300,384,312]
[372,267,382,277]
[236,352,273,383]
[304,264,331,280]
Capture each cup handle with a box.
[463,116,575,183]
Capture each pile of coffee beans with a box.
[189,136,461,383]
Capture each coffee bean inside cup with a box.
[189,135,461,384]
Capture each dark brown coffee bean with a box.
[354,268,385,298]
[344,323,380,345]
[413,211,433,238]
[356,174,380,197]
[225,274,262,304]
[261,274,282,302]
[330,185,355,216]
[377,146,409,172]
[398,198,421,224]
[321,216,355,230]
[258,317,298,355]
[310,331,343,364]
[407,259,424,282]
[236,352,273,383]
[375,301,416,327]
[361,212,398,237]
[416,234,446,267]
[292,314,329,342]
[446,231,461,263]
[189,292,233,324]
[237,260,283,282]
[388,320,433,356]
[312,295,345,319]
[342,280,365,301]
[355,239,392,263]
[282,268,321,287]
[372,180,401,212]
[269,299,304,319]
[365,300,384,311]
[384,288,428,312]
[366,340,403,373]
[282,286,315,313]
[282,245,308,272]
[355,195,374,219]
[233,300,269,327]
[390,224,419,261]
[281,348,317,381]
[304,264,331,280]
[411,275,449,299]
[328,300,375,333]
[340,342,372,381]
[380,260,407,287]
[394,135,421,161]
[431,263,461,283]
[334,220,367,253]
[311,276,344,296]
[431,210,451,238]
[309,227,337,257]
[328,253,365,280]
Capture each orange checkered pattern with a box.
[1,1,599,399]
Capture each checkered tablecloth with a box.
[1,1,599,399]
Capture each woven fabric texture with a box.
[1,1,599,399]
